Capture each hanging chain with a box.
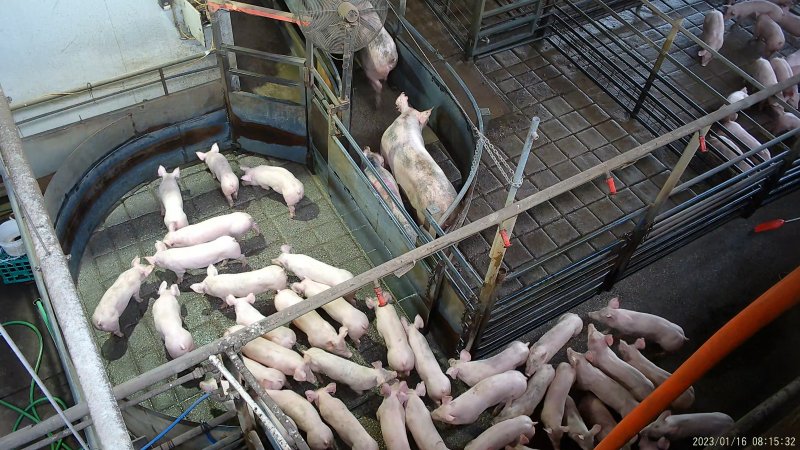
[472,124,520,188]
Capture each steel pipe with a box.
[153,410,237,450]
[3,70,799,449]
[0,84,132,449]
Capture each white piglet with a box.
[225,295,296,348]
[366,294,415,376]
[306,384,378,450]
[146,236,245,283]
[240,164,304,218]
[227,325,313,382]
[157,165,188,232]
[191,264,287,300]
[447,340,528,386]
[163,212,259,248]
[303,347,397,394]
[242,356,286,390]
[92,257,154,337]
[526,312,583,375]
[405,383,450,450]
[272,244,355,301]
[698,10,724,66]
[152,281,195,359]
[291,278,369,345]
[402,315,451,403]
[274,289,351,358]
[265,389,334,450]
[196,143,239,206]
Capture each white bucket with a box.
[0,219,26,257]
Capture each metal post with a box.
[304,37,315,169]
[630,17,681,118]
[0,84,132,449]
[466,0,488,59]
[602,125,711,289]
[158,68,169,95]
[210,8,235,111]
[339,26,354,129]
[465,117,540,352]
[740,139,800,217]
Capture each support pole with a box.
[466,0,488,59]
[603,125,711,289]
[630,17,681,118]
[596,265,800,450]
[0,84,132,449]
[466,116,540,352]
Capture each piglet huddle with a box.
[91,142,306,359]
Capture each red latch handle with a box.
[606,174,617,195]
[699,135,707,153]
[499,229,512,248]
[754,219,785,233]
[374,286,387,306]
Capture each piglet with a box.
[92,257,154,337]
[405,383,450,450]
[157,166,188,232]
[291,278,369,346]
[494,363,555,424]
[776,9,800,36]
[585,324,654,401]
[643,411,734,441]
[225,295,296,348]
[755,15,785,56]
[363,147,415,237]
[447,340,528,386]
[377,382,411,450]
[578,393,619,443]
[770,57,798,108]
[145,236,245,283]
[431,370,527,425]
[465,415,536,450]
[358,28,398,107]
[722,87,748,122]
[770,107,800,134]
[275,289,351,358]
[152,281,194,359]
[402,315,451,403]
[191,264,287,300]
[242,356,286,390]
[227,326,313,382]
[306,383,378,450]
[618,338,695,409]
[163,212,259,248]
[638,434,670,450]
[366,294,415,376]
[272,244,354,301]
[541,362,576,450]
[240,164,304,218]
[698,11,724,66]
[724,0,783,21]
[196,143,239,207]
[708,136,755,172]
[564,395,601,450]
[587,297,687,352]
[303,347,396,394]
[567,348,639,417]
[266,389,334,450]
[722,120,772,162]
[753,57,780,107]
[526,312,583,375]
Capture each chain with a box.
[473,124,520,188]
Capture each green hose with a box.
[1,314,75,450]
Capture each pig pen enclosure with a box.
[3,0,800,447]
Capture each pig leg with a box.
[288,204,296,219]
[133,290,143,303]
[225,193,234,207]
[252,222,262,235]
[175,270,185,284]
[369,78,383,108]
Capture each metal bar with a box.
[211,9,235,121]
[482,0,540,18]
[3,71,798,449]
[219,44,306,66]
[228,68,303,88]
[10,51,213,111]
[741,138,800,217]
[631,18,681,117]
[225,351,307,450]
[153,410,237,450]
[202,432,244,450]
[207,355,292,450]
[206,0,307,25]
[603,126,710,289]
[477,14,539,38]
[0,84,132,449]
[467,0,488,58]
[158,68,169,95]
[466,116,540,352]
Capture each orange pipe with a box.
[596,265,800,450]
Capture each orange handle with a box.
[500,229,512,248]
[596,265,800,450]
[699,135,707,153]
[374,286,387,307]
[754,219,786,233]
[606,175,617,195]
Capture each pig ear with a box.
[270,258,282,266]
[241,174,251,183]
[605,334,614,346]
[195,151,206,161]
[210,143,220,153]
[155,241,167,252]
[365,297,377,309]
[325,383,336,395]
[585,350,596,363]
[224,295,237,306]
[459,349,472,362]
[304,390,318,403]
[609,297,620,309]
[635,337,646,349]
[589,424,602,437]
[132,257,141,268]
[240,165,250,172]
[290,282,302,294]
[336,326,348,342]
[380,384,392,397]
[158,165,167,177]
[207,264,218,276]
[172,167,180,178]
[518,434,530,445]
[245,293,256,304]
[441,395,452,405]
[158,281,168,293]
[566,347,577,364]
[657,437,670,450]
[170,284,180,296]
[280,244,292,254]
[415,382,426,397]
[371,361,383,370]
[414,315,424,329]
[190,283,204,294]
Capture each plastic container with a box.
[0,249,34,284]
[0,219,25,257]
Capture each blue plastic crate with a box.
[0,248,34,284]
